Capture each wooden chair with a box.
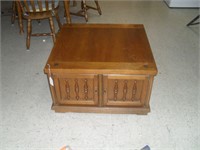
[70,0,102,22]
[16,0,62,49]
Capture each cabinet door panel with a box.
[103,75,149,107]
[53,74,98,106]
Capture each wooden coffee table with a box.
[44,24,157,114]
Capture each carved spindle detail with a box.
[123,80,128,101]
[75,79,79,100]
[114,80,118,101]
[65,80,70,100]
[132,80,137,101]
[84,79,88,100]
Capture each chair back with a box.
[17,0,59,14]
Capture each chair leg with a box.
[81,0,88,22]
[11,1,24,33]
[16,1,24,34]
[81,0,84,9]
[94,0,102,15]
[70,0,101,22]
[27,19,32,49]
[49,17,56,43]
[55,11,62,30]
[187,15,200,26]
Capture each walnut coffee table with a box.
[44,24,157,114]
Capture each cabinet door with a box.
[103,75,149,107]
[53,74,99,106]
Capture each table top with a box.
[44,24,157,75]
